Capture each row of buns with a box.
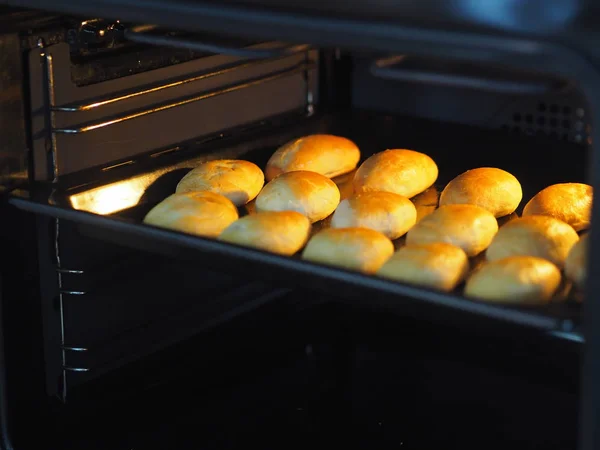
[142,133,592,304]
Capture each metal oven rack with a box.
[27,27,317,401]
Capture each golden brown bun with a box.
[353,149,438,198]
[377,243,469,291]
[265,134,360,181]
[333,169,357,200]
[523,183,593,231]
[302,227,394,274]
[439,167,522,218]
[565,233,588,289]
[486,215,579,268]
[406,204,498,257]
[330,192,417,239]
[176,159,264,206]
[218,211,311,256]
[243,199,257,215]
[255,171,340,223]
[411,186,439,223]
[498,212,519,228]
[464,256,561,304]
[143,191,238,238]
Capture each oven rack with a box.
[30,38,317,180]
[10,110,586,344]
[124,24,312,59]
[50,61,314,135]
[13,191,584,340]
[52,52,312,115]
[368,55,569,96]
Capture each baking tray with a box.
[10,110,586,337]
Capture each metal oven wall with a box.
[351,55,591,144]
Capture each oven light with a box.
[69,180,146,215]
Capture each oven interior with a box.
[0,11,588,450]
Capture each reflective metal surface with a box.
[54,62,314,134]
[53,52,302,112]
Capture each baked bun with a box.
[377,243,469,291]
[143,191,238,238]
[464,256,561,304]
[265,134,360,181]
[406,204,498,257]
[219,211,311,256]
[486,215,579,268]
[565,233,588,289]
[439,167,522,217]
[330,192,417,239]
[176,159,264,206]
[498,212,519,228]
[255,171,340,223]
[334,169,357,201]
[302,228,394,274]
[523,183,593,231]
[411,187,439,223]
[353,149,438,198]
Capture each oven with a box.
[0,2,597,449]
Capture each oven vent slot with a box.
[501,102,591,144]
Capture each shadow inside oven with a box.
[53,302,578,450]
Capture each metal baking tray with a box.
[10,110,586,337]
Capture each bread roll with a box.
[353,149,438,198]
[377,243,469,291]
[143,191,238,238]
[498,212,519,228]
[302,228,394,274]
[523,183,593,231]
[464,256,561,304]
[469,252,487,274]
[265,134,360,181]
[334,169,357,201]
[244,199,257,215]
[411,187,439,223]
[565,233,588,289]
[255,171,340,223]
[176,159,264,206]
[330,192,417,239]
[486,215,579,268]
[406,204,498,257]
[218,211,311,256]
[439,167,522,217]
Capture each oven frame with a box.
[1,3,600,450]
